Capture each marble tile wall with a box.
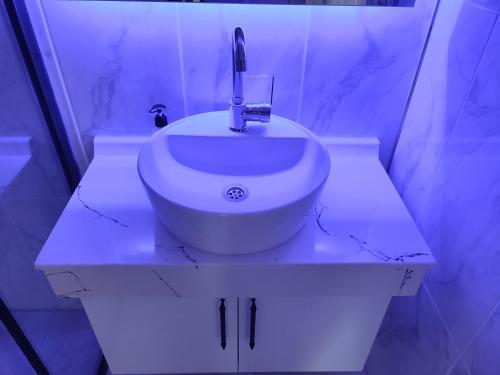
[300,2,436,165]
[34,0,437,166]
[389,0,498,218]
[36,0,185,161]
[390,0,500,374]
[4,0,499,373]
[0,2,77,309]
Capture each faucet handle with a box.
[242,103,271,124]
[239,77,273,126]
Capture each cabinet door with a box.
[82,297,237,374]
[238,296,390,372]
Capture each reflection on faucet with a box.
[229,27,272,132]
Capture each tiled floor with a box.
[0,309,101,375]
[1,294,471,375]
[2,307,369,375]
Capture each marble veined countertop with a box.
[36,136,434,299]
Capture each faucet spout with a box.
[232,27,246,105]
[229,27,272,132]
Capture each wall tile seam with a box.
[0,199,19,233]
[38,309,60,347]
[24,309,58,346]
[445,296,500,375]
[0,197,69,247]
[0,199,34,261]
[10,222,47,264]
[411,11,499,225]
[467,0,500,14]
[34,0,90,173]
[175,4,188,118]
[386,0,441,173]
[421,282,473,375]
[295,6,312,124]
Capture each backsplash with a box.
[29,0,436,167]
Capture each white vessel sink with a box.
[138,111,330,254]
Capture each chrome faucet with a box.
[229,27,272,132]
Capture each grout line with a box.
[36,309,57,352]
[445,296,500,375]
[175,4,188,118]
[0,199,33,257]
[12,308,58,372]
[386,0,442,173]
[0,197,67,254]
[411,11,499,225]
[422,282,472,375]
[34,0,90,171]
[467,0,500,14]
[33,308,58,369]
[295,6,311,124]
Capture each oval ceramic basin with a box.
[138,111,330,255]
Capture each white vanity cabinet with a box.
[81,295,391,374]
[238,296,390,372]
[36,137,434,374]
[82,297,239,374]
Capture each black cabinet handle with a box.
[219,299,226,350]
[249,298,257,350]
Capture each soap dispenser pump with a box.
[149,104,168,128]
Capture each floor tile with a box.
[459,301,500,375]
[39,310,101,375]
[361,285,460,375]
[0,320,33,375]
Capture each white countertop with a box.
[36,136,434,298]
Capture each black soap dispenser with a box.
[149,104,168,128]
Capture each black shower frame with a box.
[3,0,80,190]
[1,0,105,374]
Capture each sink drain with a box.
[223,185,248,202]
